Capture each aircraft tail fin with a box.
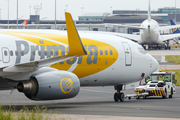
[148,0,151,22]
[170,20,180,34]
[65,12,87,56]
[22,20,28,25]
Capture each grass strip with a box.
[165,55,180,64]
[0,105,52,120]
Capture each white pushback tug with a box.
[135,72,177,99]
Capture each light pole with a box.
[110,6,112,14]
[66,4,68,11]
[0,9,1,20]
[7,0,10,29]
[175,0,176,22]
[17,0,18,29]
[29,6,31,16]
[55,0,56,29]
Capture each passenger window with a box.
[4,51,7,56]
[109,50,113,55]
[10,51,13,56]
[100,50,103,55]
[105,50,108,55]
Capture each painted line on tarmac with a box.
[161,56,167,62]
[80,89,114,94]
[51,104,180,109]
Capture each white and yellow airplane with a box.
[0,12,158,102]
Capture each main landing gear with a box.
[114,85,124,102]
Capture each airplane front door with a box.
[122,42,132,66]
[2,47,10,63]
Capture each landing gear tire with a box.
[162,89,168,99]
[114,92,125,102]
[114,85,124,102]
[136,96,140,99]
[169,88,173,98]
[114,92,119,102]
[143,95,147,99]
[119,92,124,102]
[169,46,171,50]
[159,46,161,50]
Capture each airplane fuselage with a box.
[0,30,158,86]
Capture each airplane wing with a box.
[110,24,145,30]
[155,25,180,31]
[3,12,87,73]
[161,33,180,42]
[105,32,141,42]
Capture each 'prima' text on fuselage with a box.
[15,40,98,65]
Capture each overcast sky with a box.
[0,0,178,20]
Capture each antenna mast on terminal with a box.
[34,4,42,28]
[34,4,42,16]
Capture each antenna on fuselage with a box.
[148,0,151,22]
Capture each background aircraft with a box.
[0,12,158,102]
[106,0,180,50]
[170,20,180,34]
[170,19,180,44]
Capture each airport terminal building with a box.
[0,7,179,34]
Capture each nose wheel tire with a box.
[119,92,124,102]
[162,89,168,99]
[114,93,119,102]
[114,92,124,102]
[169,88,173,98]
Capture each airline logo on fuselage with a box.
[173,28,177,32]
[60,77,73,94]
[15,40,98,65]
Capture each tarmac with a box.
[0,49,180,119]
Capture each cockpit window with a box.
[138,47,147,54]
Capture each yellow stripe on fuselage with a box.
[0,32,118,78]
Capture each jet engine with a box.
[17,71,80,100]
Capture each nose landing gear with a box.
[114,85,124,102]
